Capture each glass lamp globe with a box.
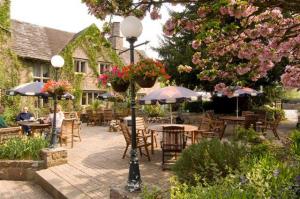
[51,55,64,68]
[120,16,143,38]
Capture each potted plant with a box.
[98,66,130,92]
[128,58,170,88]
[42,80,72,96]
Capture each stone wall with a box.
[0,160,44,181]
[40,147,68,168]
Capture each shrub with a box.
[170,154,300,199]
[0,137,48,160]
[290,130,300,160]
[143,105,164,117]
[141,186,163,199]
[172,139,245,185]
[234,126,263,144]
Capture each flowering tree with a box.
[83,0,300,90]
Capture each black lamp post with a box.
[120,16,143,192]
[49,55,64,148]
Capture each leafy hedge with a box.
[0,137,48,160]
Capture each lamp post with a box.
[120,16,143,192]
[50,55,64,148]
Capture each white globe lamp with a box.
[51,55,64,68]
[120,16,143,38]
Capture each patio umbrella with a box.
[7,81,74,99]
[139,86,201,123]
[97,92,123,102]
[215,87,262,118]
[7,81,46,96]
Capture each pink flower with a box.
[150,8,161,20]
[192,40,201,49]
[163,18,176,36]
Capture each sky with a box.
[10,0,182,58]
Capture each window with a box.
[81,92,99,105]
[74,59,87,73]
[99,62,111,74]
[33,65,49,82]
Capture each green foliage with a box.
[171,154,300,199]
[141,186,162,199]
[143,105,164,117]
[234,126,263,144]
[0,0,10,30]
[91,100,103,110]
[2,105,19,126]
[59,24,123,108]
[290,130,300,160]
[172,139,245,185]
[283,89,300,100]
[0,137,49,160]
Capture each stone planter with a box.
[111,80,130,92]
[135,76,157,88]
[0,160,44,181]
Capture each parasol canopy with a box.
[139,86,201,123]
[7,81,74,99]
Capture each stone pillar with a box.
[40,147,68,168]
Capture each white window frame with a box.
[32,65,50,82]
[98,62,111,74]
[74,59,87,73]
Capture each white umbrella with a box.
[216,87,262,118]
[139,86,201,123]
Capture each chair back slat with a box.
[162,126,185,151]
[244,114,257,129]
[242,111,254,117]
[120,123,131,144]
[199,117,212,131]
[61,119,75,137]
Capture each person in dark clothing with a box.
[0,106,7,128]
[16,106,34,135]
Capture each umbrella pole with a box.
[170,104,173,124]
[236,97,239,118]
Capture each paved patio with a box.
[37,124,172,198]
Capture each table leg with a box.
[192,131,195,144]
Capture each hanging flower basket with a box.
[42,80,71,96]
[111,80,130,92]
[135,76,157,88]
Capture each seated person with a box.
[16,106,34,135]
[0,106,7,128]
[46,105,65,134]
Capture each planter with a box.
[136,76,157,88]
[111,80,130,92]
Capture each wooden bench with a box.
[0,127,22,143]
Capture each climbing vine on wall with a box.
[58,24,123,108]
[0,0,22,122]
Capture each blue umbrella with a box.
[7,81,74,99]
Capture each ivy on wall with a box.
[58,24,124,108]
[0,0,22,123]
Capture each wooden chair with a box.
[103,109,113,125]
[244,114,258,130]
[73,120,82,142]
[189,117,212,143]
[0,126,22,143]
[161,126,186,169]
[260,113,282,139]
[200,120,226,140]
[59,119,75,148]
[120,123,151,161]
[86,109,94,126]
[136,117,158,148]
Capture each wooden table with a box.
[148,124,198,154]
[17,121,51,137]
[219,116,246,133]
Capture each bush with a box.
[171,154,300,199]
[234,127,263,144]
[143,105,164,117]
[172,139,245,185]
[290,130,300,160]
[0,137,48,160]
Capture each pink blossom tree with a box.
[83,0,300,90]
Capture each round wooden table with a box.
[148,124,198,153]
[17,121,51,136]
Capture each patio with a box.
[34,116,297,198]
[36,123,172,198]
